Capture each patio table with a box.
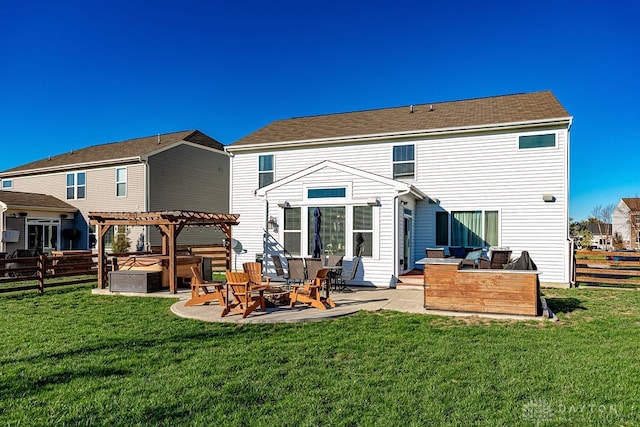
[323,264,343,292]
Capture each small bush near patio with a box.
[1,286,640,426]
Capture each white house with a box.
[226,91,573,287]
[612,198,640,249]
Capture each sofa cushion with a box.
[449,246,466,258]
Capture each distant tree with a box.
[111,226,131,253]
[570,219,587,240]
[590,203,615,250]
[612,232,624,250]
[579,230,594,250]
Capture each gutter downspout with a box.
[254,190,268,276]
[393,188,412,283]
[566,117,573,287]
[143,160,150,251]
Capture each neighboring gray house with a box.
[0,130,229,254]
[612,198,640,249]
[226,91,573,288]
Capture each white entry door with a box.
[402,209,413,273]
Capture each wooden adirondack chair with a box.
[185,266,226,307]
[221,271,266,318]
[243,261,289,304]
[289,268,335,310]
[243,261,272,288]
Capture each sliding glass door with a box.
[27,219,60,254]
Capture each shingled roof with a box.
[0,190,76,210]
[229,91,571,147]
[585,222,612,235]
[1,130,223,174]
[622,198,640,211]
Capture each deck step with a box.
[397,276,423,289]
[396,283,423,290]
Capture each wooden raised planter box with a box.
[423,263,541,316]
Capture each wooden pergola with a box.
[88,211,240,293]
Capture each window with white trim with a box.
[450,210,499,247]
[88,225,97,248]
[2,179,13,189]
[283,207,301,255]
[307,206,346,256]
[393,145,415,179]
[66,172,86,200]
[519,134,556,149]
[353,206,373,257]
[258,155,274,188]
[435,211,449,246]
[116,167,127,197]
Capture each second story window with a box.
[1,179,12,189]
[258,155,274,188]
[519,134,556,149]
[393,145,415,179]
[66,172,86,200]
[116,167,127,197]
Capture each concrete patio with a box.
[94,286,548,324]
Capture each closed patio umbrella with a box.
[312,207,323,258]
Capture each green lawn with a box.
[1,286,639,426]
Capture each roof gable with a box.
[1,130,223,175]
[229,91,571,148]
[622,198,640,211]
[256,160,425,199]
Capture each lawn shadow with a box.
[0,283,94,300]
[0,366,131,401]
[544,297,586,314]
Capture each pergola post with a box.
[157,223,178,293]
[96,224,111,289]
[221,224,232,271]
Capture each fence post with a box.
[37,254,46,294]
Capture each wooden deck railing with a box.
[0,253,98,294]
[575,250,640,287]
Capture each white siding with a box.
[231,160,402,286]
[231,126,570,286]
[413,129,569,284]
[612,200,631,245]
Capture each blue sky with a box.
[1,0,638,221]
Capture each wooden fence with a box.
[188,245,227,271]
[0,245,229,295]
[0,253,98,294]
[575,250,640,287]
